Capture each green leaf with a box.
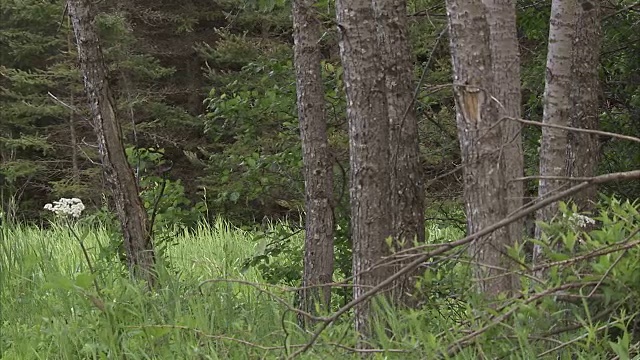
[74,273,94,290]
[45,273,74,291]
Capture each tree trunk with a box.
[68,0,156,286]
[373,0,425,306]
[566,0,601,213]
[67,22,80,185]
[445,0,512,295]
[336,0,392,338]
[483,0,524,250]
[292,0,335,320]
[535,0,577,258]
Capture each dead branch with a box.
[507,116,640,144]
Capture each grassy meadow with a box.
[0,217,631,359]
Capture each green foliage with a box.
[5,205,640,359]
[125,147,204,233]
[200,36,303,223]
[242,223,305,285]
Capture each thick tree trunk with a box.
[566,0,601,212]
[446,0,512,295]
[336,0,392,338]
[373,0,425,306]
[483,0,524,250]
[68,0,156,286]
[535,0,577,258]
[292,0,335,319]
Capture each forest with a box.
[1,0,640,358]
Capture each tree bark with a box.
[68,0,156,286]
[373,0,425,306]
[67,23,80,185]
[292,0,335,320]
[566,0,601,213]
[446,0,512,295]
[336,0,392,338]
[535,0,577,258]
[483,0,524,250]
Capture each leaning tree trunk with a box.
[68,0,156,286]
[336,0,392,339]
[535,0,577,260]
[483,0,524,252]
[373,0,425,306]
[446,0,512,296]
[566,0,601,213]
[292,0,335,320]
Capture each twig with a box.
[587,246,627,298]
[48,91,80,112]
[442,281,599,359]
[506,117,640,144]
[511,175,616,182]
[533,227,640,273]
[537,320,627,358]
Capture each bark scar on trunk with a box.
[461,87,483,123]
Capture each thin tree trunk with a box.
[483,0,524,248]
[373,0,425,306]
[482,0,522,290]
[69,103,79,184]
[68,0,156,286]
[67,23,80,185]
[292,0,335,320]
[535,0,577,259]
[336,0,392,338]
[446,0,512,296]
[566,0,601,213]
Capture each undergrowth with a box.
[1,199,639,359]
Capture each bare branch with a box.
[507,116,640,144]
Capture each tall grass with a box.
[1,220,300,359]
[0,217,622,359]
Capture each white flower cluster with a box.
[44,198,85,218]
[566,213,596,229]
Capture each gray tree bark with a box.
[68,0,156,286]
[446,0,513,295]
[292,0,335,319]
[566,0,601,213]
[67,24,80,185]
[336,0,392,338]
[535,0,577,259]
[483,0,524,251]
[373,0,425,306]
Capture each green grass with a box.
[1,220,285,359]
[0,218,625,359]
[1,220,366,359]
